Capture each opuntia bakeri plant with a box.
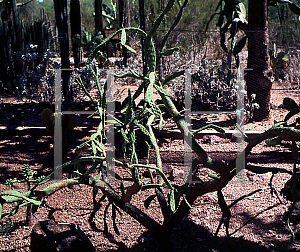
[1,1,300,251]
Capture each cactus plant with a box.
[2,1,300,251]
[269,43,290,81]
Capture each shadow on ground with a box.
[98,216,297,252]
[0,131,89,183]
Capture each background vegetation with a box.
[0,1,300,251]
[5,0,297,64]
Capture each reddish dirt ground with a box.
[0,81,300,251]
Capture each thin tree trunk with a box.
[246,0,273,121]
[11,0,24,80]
[53,0,72,109]
[70,0,82,68]
[95,0,103,33]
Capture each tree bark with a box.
[53,0,72,109]
[95,0,103,33]
[70,0,82,68]
[11,0,24,81]
[246,0,273,121]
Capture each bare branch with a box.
[16,0,34,7]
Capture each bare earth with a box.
[0,81,300,252]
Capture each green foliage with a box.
[16,0,55,23]
[121,29,136,53]
[269,0,300,15]
[6,164,45,190]
[1,1,300,250]
[265,135,283,146]
[84,1,300,244]
[207,0,248,86]
[70,0,117,32]
[75,27,107,63]
[102,0,117,29]
[270,49,289,67]
[82,27,103,45]
[268,43,290,81]
[3,164,46,224]
[268,0,300,46]
[283,97,300,124]
[0,218,18,235]
[283,97,299,111]
[266,97,300,147]
[192,124,225,135]
[16,0,116,32]
[208,0,300,85]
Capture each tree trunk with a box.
[125,0,130,27]
[70,0,82,68]
[246,0,273,121]
[53,0,72,109]
[11,0,24,82]
[95,0,103,33]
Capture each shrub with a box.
[1,1,300,251]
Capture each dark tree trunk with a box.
[11,0,23,52]
[11,0,24,81]
[246,0,273,121]
[34,21,43,55]
[70,0,82,68]
[1,1,10,22]
[119,0,124,28]
[95,0,103,33]
[53,0,72,109]
[125,0,130,27]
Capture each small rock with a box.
[169,167,184,181]
[30,220,96,252]
[270,103,279,109]
[202,135,223,144]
